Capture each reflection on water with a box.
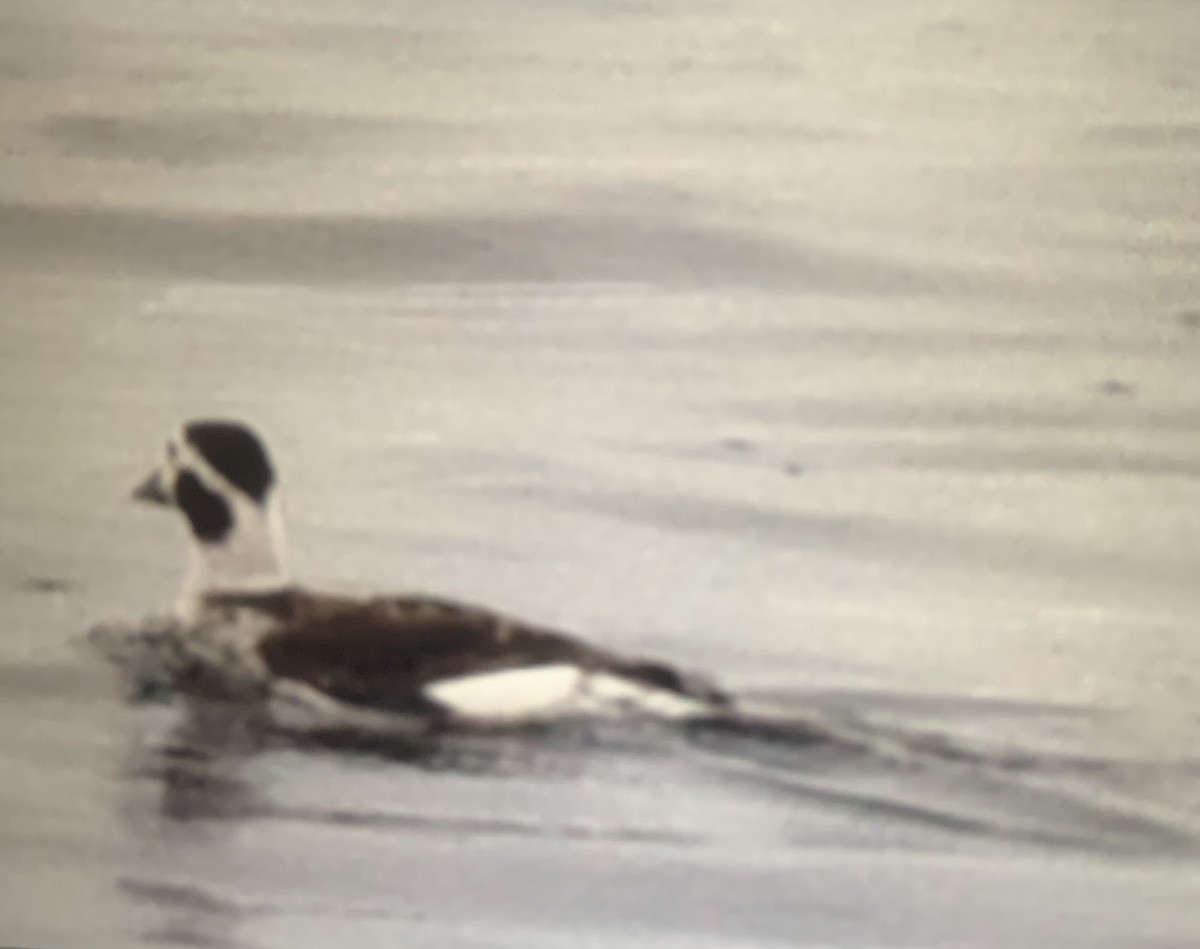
[86,607,1200,865]
[87,679,1200,949]
[90,601,1200,864]
[122,681,1200,853]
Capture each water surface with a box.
[2,1,1199,947]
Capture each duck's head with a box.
[134,419,288,617]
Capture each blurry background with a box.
[1,1,1199,947]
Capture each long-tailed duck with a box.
[130,419,732,730]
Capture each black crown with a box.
[184,420,275,503]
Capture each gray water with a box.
[3,0,1200,946]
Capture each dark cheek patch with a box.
[175,471,234,543]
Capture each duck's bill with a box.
[132,470,171,505]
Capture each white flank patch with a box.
[424,664,712,724]
[424,664,586,723]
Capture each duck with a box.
[129,419,733,730]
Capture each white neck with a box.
[176,494,289,622]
